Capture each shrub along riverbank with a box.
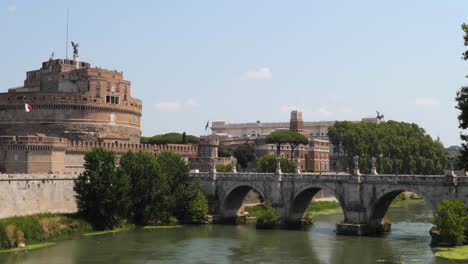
[0,214,92,250]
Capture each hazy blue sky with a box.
[1,0,468,146]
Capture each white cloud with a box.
[245,67,272,80]
[155,101,182,111]
[336,107,353,114]
[7,4,16,13]
[280,105,301,113]
[184,98,199,107]
[155,98,199,112]
[317,107,334,118]
[415,97,440,107]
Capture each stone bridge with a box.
[190,169,467,235]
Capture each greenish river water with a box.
[0,200,462,264]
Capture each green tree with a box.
[156,151,208,222]
[289,132,309,160]
[328,121,446,174]
[255,202,280,229]
[233,144,256,171]
[74,148,131,230]
[218,143,233,157]
[141,132,199,145]
[182,132,188,144]
[456,23,468,169]
[266,131,308,159]
[266,131,294,155]
[216,163,233,172]
[120,151,172,225]
[156,151,190,192]
[176,182,209,223]
[433,199,467,246]
[256,154,296,173]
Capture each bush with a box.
[255,202,280,229]
[433,199,468,246]
[0,214,91,249]
[141,132,199,145]
[74,148,131,230]
[182,183,209,223]
[256,155,296,173]
[216,163,233,172]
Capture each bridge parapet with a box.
[282,173,352,183]
[359,175,450,185]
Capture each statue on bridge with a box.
[353,155,361,176]
[370,157,378,175]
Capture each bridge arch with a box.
[288,183,345,226]
[220,183,267,221]
[368,186,437,232]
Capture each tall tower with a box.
[289,110,304,131]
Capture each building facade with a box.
[222,111,330,172]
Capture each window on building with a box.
[106,95,120,105]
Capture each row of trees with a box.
[266,131,309,159]
[141,132,199,145]
[328,121,447,174]
[74,148,208,230]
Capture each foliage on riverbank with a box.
[254,203,280,229]
[435,246,468,260]
[432,199,467,246]
[0,242,56,253]
[244,201,342,227]
[0,214,91,249]
[75,148,209,230]
[83,226,132,237]
[244,203,281,228]
[306,201,343,216]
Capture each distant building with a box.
[213,111,381,172]
[221,111,330,172]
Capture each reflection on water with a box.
[0,200,460,264]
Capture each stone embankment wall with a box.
[0,174,77,219]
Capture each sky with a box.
[1,0,468,146]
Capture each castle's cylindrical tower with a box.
[0,58,142,143]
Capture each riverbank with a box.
[306,201,342,216]
[435,246,468,260]
[0,214,191,253]
[0,214,92,251]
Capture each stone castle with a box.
[0,55,229,174]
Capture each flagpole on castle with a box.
[65,8,69,59]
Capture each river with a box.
[0,200,461,264]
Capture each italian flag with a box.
[24,103,32,113]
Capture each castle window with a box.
[106,95,120,105]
